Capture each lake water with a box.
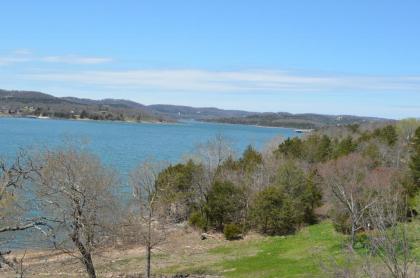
[0,118,298,248]
[0,117,297,175]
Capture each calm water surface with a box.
[0,117,298,248]
[0,117,297,175]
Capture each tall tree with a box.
[34,147,118,278]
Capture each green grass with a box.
[210,222,348,278]
[143,220,420,277]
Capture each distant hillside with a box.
[205,112,391,129]
[148,104,256,120]
[0,89,163,122]
[62,97,148,110]
[0,89,391,128]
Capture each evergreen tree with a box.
[275,137,303,159]
[335,136,357,157]
[207,181,246,230]
[316,135,332,162]
[252,186,294,235]
[239,145,263,173]
[155,160,201,221]
[379,125,398,146]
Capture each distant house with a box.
[22,106,36,112]
[0,106,8,114]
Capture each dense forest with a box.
[1,119,419,277]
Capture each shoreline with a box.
[0,115,301,130]
[0,114,177,125]
[0,114,390,131]
[201,119,308,130]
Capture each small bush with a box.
[354,232,369,249]
[330,209,351,234]
[223,223,242,240]
[189,211,207,230]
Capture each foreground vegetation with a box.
[2,220,418,277]
[164,221,349,277]
[1,118,420,277]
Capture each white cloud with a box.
[0,50,112,65]
[22,69,420,93]
[40,55,112,64]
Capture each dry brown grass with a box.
[0,225,263,277]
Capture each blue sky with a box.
[1,0,419,118]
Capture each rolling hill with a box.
[0,89,390,128]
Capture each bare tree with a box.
[34,147,118,278]
[362,169,416,278]
[397,118,420,146]
[188,134,234,226]
[319,154,376,248]
[193,134,234,185]
[262,135,285,157]
[128,159,169,278]
[0,152,47,276]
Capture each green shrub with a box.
[354,232,369,249]
[223,223,242,240]
[207,181,246,231]
[251,186,299,235]
[189,211,207,230]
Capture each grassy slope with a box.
[160,220,419,278]
[6,220,416,277]
[210,222,347,278]
[159,222,348,277]
[213,223,342,277]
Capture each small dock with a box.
[294,129,314,133]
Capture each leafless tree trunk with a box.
[319,154,375,248]
[129,159,169,278]
[0,152,48,275]
[33,146,118,278]
[363,191,414,278]
[329,166,417,278]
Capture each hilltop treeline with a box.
[1,119,419,277]
[0,89,165,122]
[205,112,390,129]
[1,89,390,128]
